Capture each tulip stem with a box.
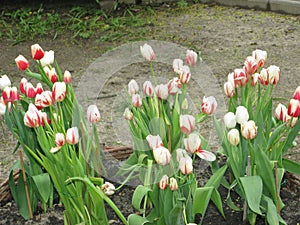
[242,156,251,225]
[167,125,172,153]
[274,162,280,214]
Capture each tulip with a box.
[176,148,189,162]
[184,133,202,154]
[63,70,72,83]
[153,146,171,166]
[66,127,79,145]
[15,55,29,71]
[2,86,20,103]
[50,147,61,154]
[227,128,240,146]
[123,108,133,120]
[243,56,258,75]
[146,134,164,150]
[0,101,6,115]
[179,65,191,84]
[101,182,116,196]
[286,116,298,127]
[268,65,280,85]
[20,78,28,94]
[251,73,260,86]
[173,58,183,74]
[132,94,142,107]
[178,155,193,174]
[227,72,234,85]
[128,79,139,96]
[35,91,54,108]
[168,77,182,95]
[35,83,43,94]
[201,96,217,115]
[224,81,235,98]
[23,103,42,128]
[169,177,178,191]
[87,104,101,123]
[55,133,65,147]
[195,149,216,161]
[155,84,169,100]
[52,82,66,102]
[258,68,269,85]
[143,81,154,97]
[25,83,37,98]
[158,175,168,190]
[252,49,267,68]
[31,44,44,60]
[140,43,155,61]
[235,106,249,124]
[40,112,51,126]
[241,120,257,140]
[293,86,300,101]
[186,49,197,66]
[40,50,54,67]
[275,103,288,121]
[180,114,195,134]
[0,75,11,90]
[287,99,300,117]
[224,112,236,129]
[182,98,188,110]
[47,67,58,83]
[233,68,248,87]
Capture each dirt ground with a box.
[0,2,300,224]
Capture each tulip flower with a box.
[153,146,171,166]
[55,133,66,147]
[146,134,164,150]
[2,86,20,103]
[15,55,29,71]
[24,103,42,128]
[101,182,116,196]
[186,49,197,66]
[235,106,249,124]
[224,112,236,129]
[233,68,248,87]
[50,147,61,154]
[128,79,139,96]
[63,70,72,84]
[47,67,58,83]
[179,65,191,84]
[178,155,193,174]
[227,128,240,146]
[35,91,54,108]
[36,83,43,95]
[293,86,300,101]
[40,112,51,126]
[52,82,66,102]
[25,83,37,98]
[241,120,257,140]
[158,175,168,190]
[87,104,101,123]
[0,75,11,90]
[268,65,280,85]
[143,81,154,97]
[155,84,169,100]
[40,50,54,67]
[169,177,178,191]
[251,73,260,86]
[275,103,288,122]
[176,148,189,162]
[201,96,217,115]
[252,49,267,68]
[66,127,79,145]
[140,43,155,61]
[180,114,195,134]
[224,81,235,98]
[195,149,216,161]
[258,68,269,85]
[19,78,28,94]
[123,108,133,120]
[184,133,202,154]
[286,116,298,127]
[287,99,300,117]
[31,44,44,60]
[168,77,182,95]
[132,94,142,107]
[243,56,258,75]
[173,58,183,74]
[0,100,6,115]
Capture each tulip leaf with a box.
[196,113,208,123]
[205,164,228,188]
[266,123,286,151]
[282,118,300,154]
[282,158,300,175]
[128,214,150,225]
[192,187,214,223]
[132,185,153,212]
[262,195,280,225]
[32,173,51,203]
[168,204,185,225]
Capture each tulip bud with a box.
[66,127,79,145]
[158,175,168,190]
[52,82,66,102]
[227,128,240,146]
[143,81,154,97]
[241,120,257,140]
[179,65,191,84]
[2,86,20,103]
[168,77,182,95]
[184,133,202,154]
[132,94,142,107]
[155,84,169,100]
[252,49,267,68]
[31,44,44,60]
[259,68,269,85]
[178,156,193,175]
[140,43,155,61]
[146,134,164,150]
[224,81,235,98]
[251,73,259,86]
[40,50,54,67]
[0,75,11,90]
[233,68,248,87]
[235,106,249,124]
[123,108,133,120]
[35,83,43,94]
[287,99,300,117]
[87,104,101,123]
[275,103,288,121]
[268,65,280,85]
[63,70,72,83]
[182,98,188,110]
[244,56,258,75]
[224,112,236,129]
[24,103,42,128]
[47,68,58,83]
[201,96,217,115]
[128,79,139,96]
[186,49,197,66]
[35,91,54,108]
[169,177,178,191]
[173,58,183,74]
[55,133,65,147]
[25,83,37,98]
[293,86,300,101]
[20,78,28,94]
[180,114,195,134]
[153,146,171,166]
[15,55,29,71]
[101,182,116,196]
[176,148,189,162]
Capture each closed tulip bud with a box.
[128,79,139,96]
[101,182,116,196]
[0,75,11,90]
[2,86,20,103]
[155,84,169,100]
[224,112,236,129]
[169,177,178,191]
[20,78,28,94]
[201,96,217,115]
[24,103,42,128]
[224,81,235,98]
[244,56,258,75]
[168,77,182,95]
[123,108,133,120]
[252,49,267,68]
[186,49,197,66]
[184,133,202,154]
[259,68,269,85]
[178,156,193,175]
[180,114,195,134]
[275,103,288,121]
[251,73,260,86]
[293,86,300,101]
[146,134,164,150]
[140,43,155,61]
[176,148,189,162]
[287,99,300,117]
[227,72,234,85]
[153,146,171,166]
[87,104,101,123]
[234,68,248,87]
[35,83,43,94]
[241,120,257,140]
[268,65,280,85]
[52,82,66,102]
[180,65,191,84]
[35,91,54,108]
[173,58,183,74]
[55,133,65,147]
[158,175,168,190]
[31,44,44,60]
[182,98,188,110]
[132,94,142,107]
[63,70,72,83]
[40,50,54,67]
[15,55,29,71]
[25,83,37,98]
[66,127,79,145]
[47,68,58,83]
[235,106,249,124]
[227,129,240,146]
[143,81,154,97]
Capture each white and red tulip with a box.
[2,86,20,103]
[31,44,44,60]
[224,81,235,98]
[123,108,133,120]
[66,127,79,145]
[52,82,66,102]
[224,112,236,129]
[25,83,37,98]
[55,133,66,147]
[241,120,257,140]
[0,75,11,90]
[128,79,139,96]
[186,49,197,66]
[178,155,193,174]
[195,149,216,161]
[155,84,169,100]
[293,86,300,101]
[287,99,300,117]
[87,104,101,123]
[233,68,248,87]
[140,43,155,61]
[252,49,267,68]
[23,103,42,128]
[201,96,217,115]
[184,133,202,154]
[268,65,280,85]
[176,148,189,162]
[132,94,142,107]
[158,175,168,190]
[179,65,191,84]
[180,114,195,134]
[20,78,28,94]
[15,55,29,71]
[35,91,54,108]
[153,146,171,166]
[169,177,178,191]
[227,128,240,146]
[63,70,72,84]
[168,77,182,95]
[143,81,154,97]
[235,106,249,124]
[146,134,164,150]
[173,58,183,74]
[40,50,54,67]
[244,56,258,75]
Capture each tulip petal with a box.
[196,150,216,161]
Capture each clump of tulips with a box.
[214,49,300,225]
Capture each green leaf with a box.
[168,204,184,225]
[205,164,228,188]
[262,195,279,225]
[211,188,225,218]
[192,187,213,223]
[282,158,300,175]
[128,214,149,225]
[32,173,51,203]
[266,123,286,151]
[240,176,263,215]
[195,113,208,123]
[132,185,153,212]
